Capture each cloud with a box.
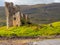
[54,0,60,2]
[4,0,60,5]
[0,0,4,6]
[1,0,60,6]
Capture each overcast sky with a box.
[0,0,60,6]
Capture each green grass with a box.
[52,21,60,27]
[0,21,60,37]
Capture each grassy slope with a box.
[0,3,60,26]
[21,3,60,24]
[52,21,60,27]
[0,21,60,37]
[0,7,6,26]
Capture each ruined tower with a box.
[5,2,21,28]
[5,2,29,28]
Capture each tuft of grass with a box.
[52,21,60,27]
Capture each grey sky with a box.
[0,0,60,6]
[5,0,55,5]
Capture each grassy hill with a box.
[21,3,60,24]
[0,21,60,37]
[0,7,6,26]
[52,21,60,27]
[0,3,60,26]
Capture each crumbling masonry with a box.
[5,2,28,28]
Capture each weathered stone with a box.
[5,2,28,28]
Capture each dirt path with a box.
[0,39,40,45]
[0,39,59,45]
[28,39,60,45]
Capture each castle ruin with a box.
[5,2,28,28]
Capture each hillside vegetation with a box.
[21,3,60,24]
[0,7,6,26]
[0,3,60,26]
[0,21,60,38]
